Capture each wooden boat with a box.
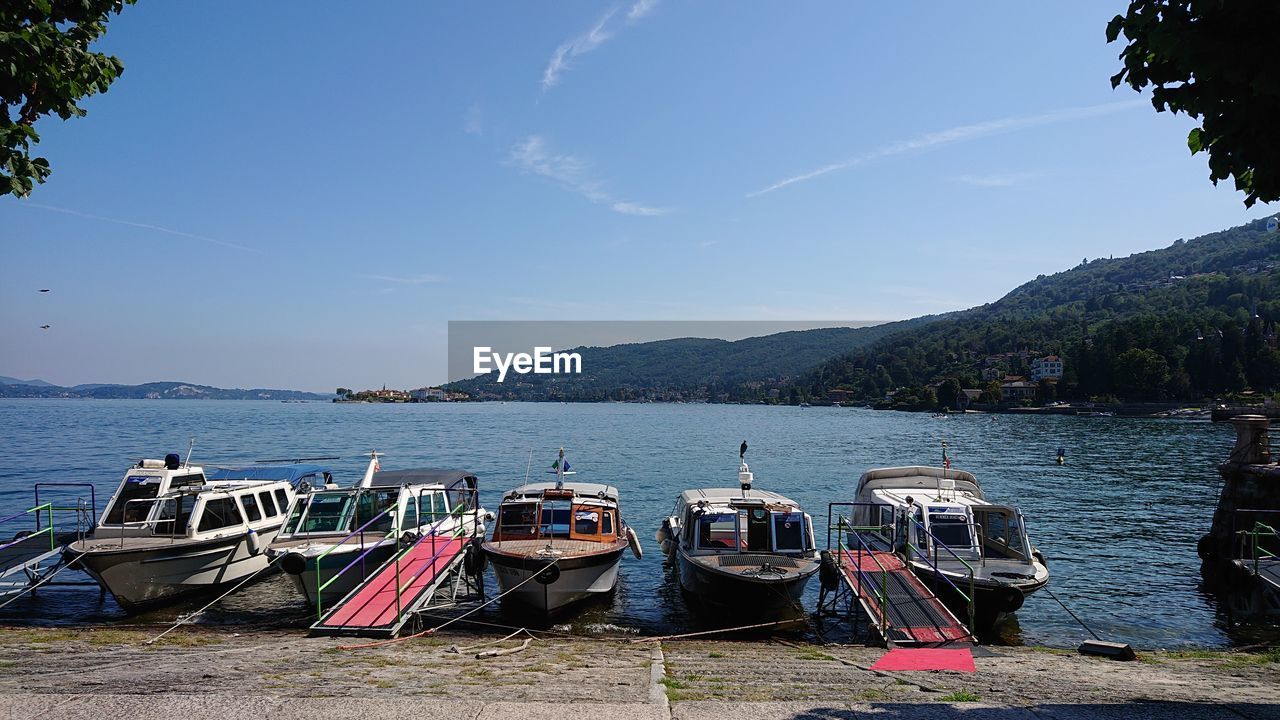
[66,454,298,611]
[850,465,1049,628]
[658,444,819,617]
[267,454,486,608]
[482,450,641,614]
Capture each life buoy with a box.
[535,564,560,585]
[626,526,643,560]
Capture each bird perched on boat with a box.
[740,440,748,458]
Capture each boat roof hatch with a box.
[856,466,983,499]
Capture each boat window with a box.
[197,497,244,533]
[573,507,600,536]
[282,498,305,534]
[420,491,447,523]
[745,507,770,551]
[539,500,572,538]
[602,510,614,536]
[928,516,972,549]
[355,489,398,533]
[497,502,539,538]
[240,494,263,523]
[274,488,290,515]
[696,512,739,550]
[258,491,278,518]
[772,512,807,552]
[152,496,194,536]
[300,493,354,533]
[170,474,205,490]
[104,475,163,524]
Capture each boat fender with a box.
[400,531,421,546]
[818,550,840,591]
[626,526,643,560]
[1032,549,1047,568]
[1196,535,1214,561]
[1000,587,1025,612]
[655,520,671,544]
[463,538,487,576]
[12,530,31,541]
[246,527,261,555]
[280,552,308,576]
[660,539,673,556]
[535,564,560,585]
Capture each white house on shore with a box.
[1031,355,1064,382]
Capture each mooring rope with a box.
[143,549,286,646]
[1042,586,1102,641]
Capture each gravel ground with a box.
[0,627,1275,719]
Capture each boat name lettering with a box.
[473,346,583,383]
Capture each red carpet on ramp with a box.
[870,647,976,673]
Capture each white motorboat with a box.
[850,465,1049,627]
[66,453,297,611]
[657,443,819,618]
[482,449,642,614]
[267,454,487,609]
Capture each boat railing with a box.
[119,497,168,546]
[1242,522,1278,575]
[34,483,97,543]
[907,517,976,634]
[383,486,480,625]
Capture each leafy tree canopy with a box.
[1107,1,1280,207]
[1,0,136,197]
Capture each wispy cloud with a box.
[627,0,659,22]
[463,104,483,136]
[541,1,658,91]
[508,135,669,216]
[747,99,1145,198]
[954,171,1042,188]
[360,273,445,285]
[20,201,255,252]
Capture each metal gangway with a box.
[0,484,97,600]
[310,491,484,638]
[821,502,973,647]
[1235,512,1280,595]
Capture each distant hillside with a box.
[0,381,330,401]
[446,321,936,401]
[803,217,1280,406]
[0,376,54,387]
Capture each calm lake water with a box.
[0,399,1243,648]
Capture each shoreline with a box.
[1,626,1275,718]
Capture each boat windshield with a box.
[103,475,164,525]
[538,500,572,538]
[772,512,809,552]
[152,495,195,536]
[496,501,538,538]
[928,516,973,549]
[285,491,355,535]
[353,488,399,533]
[696,512,740,550]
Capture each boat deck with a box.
[838,549,970,646]
[485,538,617,557]
[311,536,465,637]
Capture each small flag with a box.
[551,458,571,473]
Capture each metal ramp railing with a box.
[0,484,97,600]
[309,488,484,638]
[821,503,972,647]
[1236,518,1280,593]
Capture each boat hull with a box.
[485,544,625,614]
[71,530,280,612]
[912,563,1048,631]
[675,551,816,617]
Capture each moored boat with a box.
[267,453,486,609]
[483,449,642,614]
[66,453,297,611]
[658,443,819,618]
[850,465,1049,629]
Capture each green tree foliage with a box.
[1107,1,1280,207]
[1,0,136,197]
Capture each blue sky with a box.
[1,1,1273,392]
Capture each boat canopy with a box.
[678,487,801,509]
[502,481,618,503]
[206,463,333,488]
[855,466,983,500]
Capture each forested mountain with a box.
[0,381,329,400]
[804,217,1280,406]
[447,320,935,401]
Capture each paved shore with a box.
[0,627,1275,719]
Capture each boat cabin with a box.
[673,489,815,556]
[490,482,620,544]
[852,466,1034,563]
[277,469,479,540]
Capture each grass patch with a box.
[939,690,980,702]
[520,662,553,673]
[707,651,725,658]
[855,689,890,701]
[793,647,835,661]
[659,676,687,689]
[462,667,493,678]
[1224,648,1280,667]
[370,679,395,689]
[1162,649,1221,660]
